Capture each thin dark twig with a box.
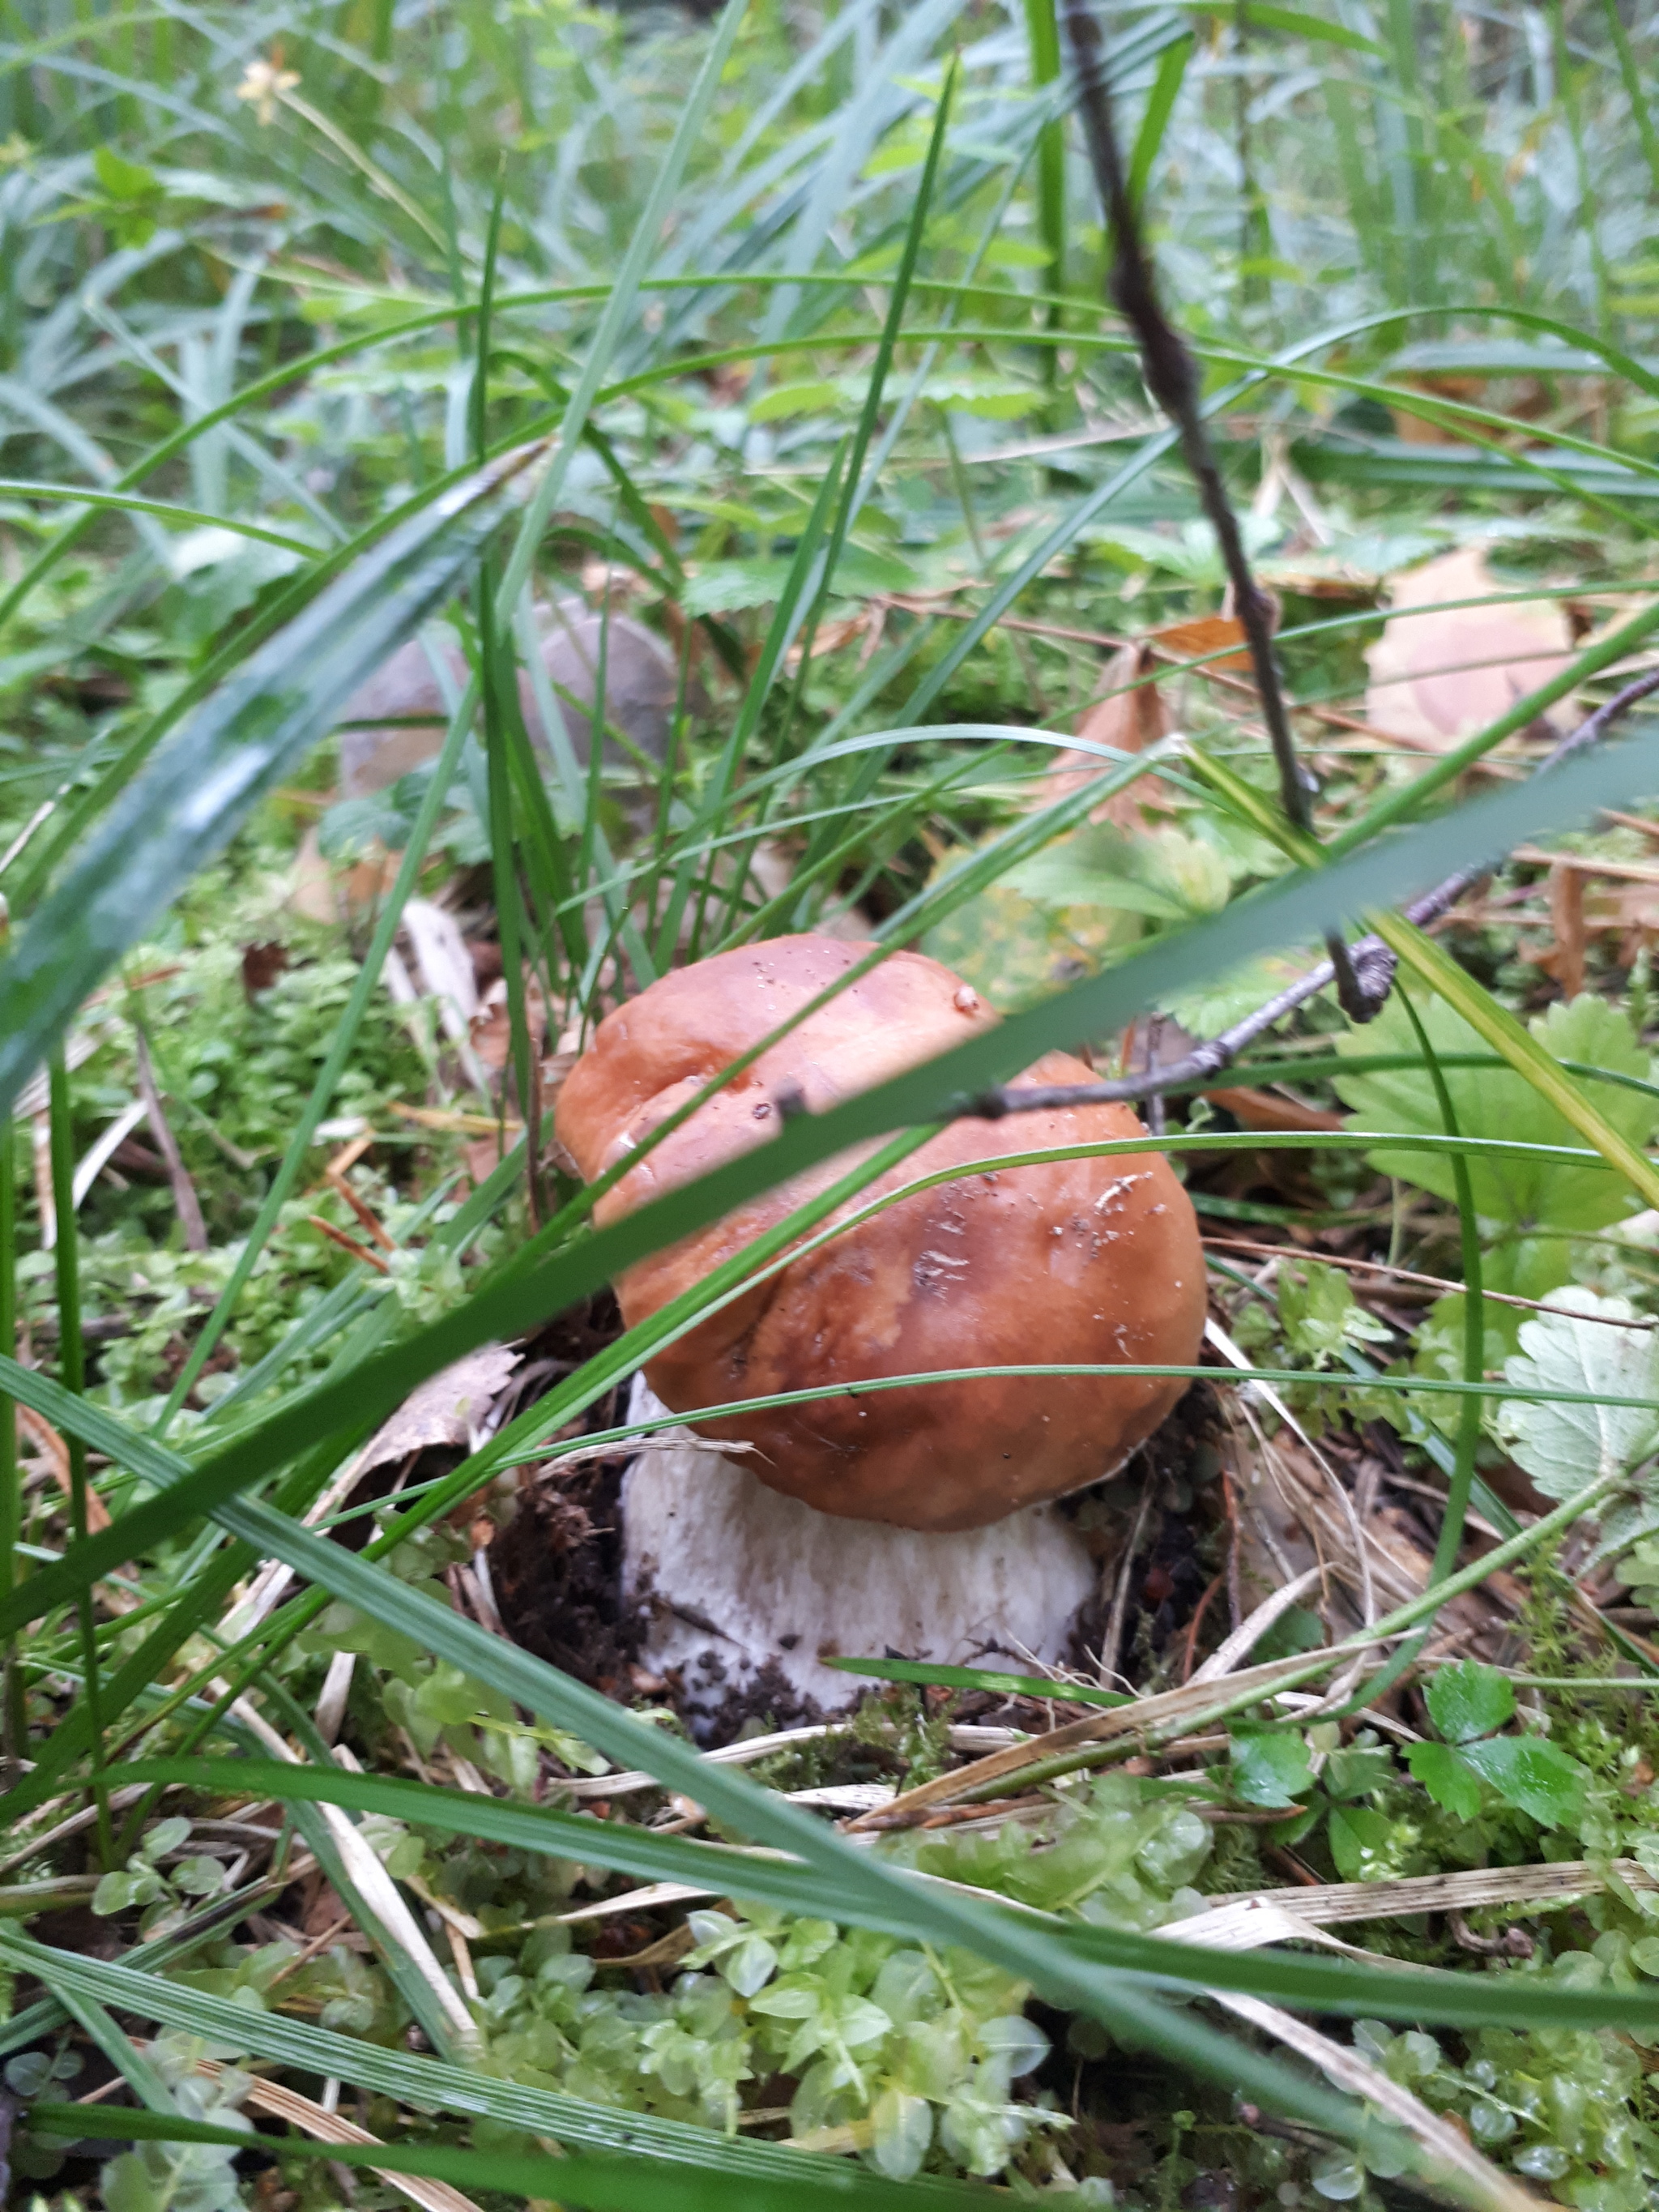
[968,663,1659,1122]
[133,1028,207,1253]
[1062,0,1380,1022]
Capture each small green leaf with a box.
[140,1817,192,1864]
[747,381,841,423]
[91,1871,140,1917]
[871,2088,933,2182]
[1255,1604,1326,1663]
[1423,1659,1515,1744]
[1278,1261,1390,1368]
[1327,1805,1399,1882]
[1228,1728,1313,1808]
[1404,1742,1483,1821]
[1323,1745,1394,1801]
[172,1856,228,1898]
[1458,1735,1589,1829]
[1310,2153,1365,2202]
[92,146,159,197]
[722,1936,780,2000]
[5,2052,51,2097]
[318,793,413,860]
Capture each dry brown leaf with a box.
[1542,860,1588,996]
[1364,544,1577,753]
[1147,612,1252,674]
[288,822,399,925]
[17,1406,112,1533]
[469,971,552,1073]
[1043,615,1252,830]
[1201,1084,1345,1134]
[1387,370,1496,446]
[356,1345,522,1475]
[1043,639,1172,827]
[838,1647,1341,1830]
[1187,1855,1657,1936]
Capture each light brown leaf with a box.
[1147,612,1252,674]
[1364,543,1577,753]
[356,1345,522,1475]
[1043,639,1172,827]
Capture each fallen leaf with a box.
[17,1406,111,1531]
[1147,612,1252,674]
[399,896,483,1072]
[1202,1085,1345,1135]
[1387,370,1494,446]
[288,822,397,924]
[357,1346,522,1475]
[1363,544,1577,753]
[240,940,288,998]
[1042,639,1172,828]
[470,971,552,1072]
[1536,860,1587,996]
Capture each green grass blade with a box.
[0,441,546,1119]
[25,2107,973,2212]
[150,1510,1659,2039]
[155,644,485,1428]
[11,716,1659,1639]
[487,0,748,626]
[1128,32,1192,207]
[1024,0,1064,394]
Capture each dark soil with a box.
[1061,1380,1227,1672]
[491,1450,648,1694]
[488,1292,653,1692]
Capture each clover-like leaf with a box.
[1458,1734,1589,1829]
[1228,1727,1314,1808]
[1424,1659,1515,1744]
[140,1816,192,1864]
[172,1855,228,1898]
[5,2052,51,2099]
[1404,1740,1483,1821]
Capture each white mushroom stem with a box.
[621,1381,1098,1717]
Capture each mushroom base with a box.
[622,1384,1098,1719]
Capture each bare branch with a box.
[133,1027,208,1253]
[1060,0,1380,1020]
[966,662,1659,1123]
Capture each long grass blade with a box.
[0,442,546,1118]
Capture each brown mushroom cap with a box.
[555,936,1205,1532]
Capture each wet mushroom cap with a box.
[555,936,1206,1532]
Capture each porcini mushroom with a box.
[554,936,1205,1715]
